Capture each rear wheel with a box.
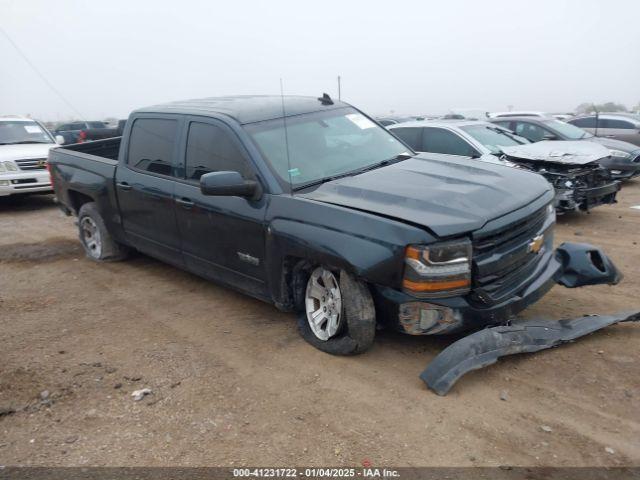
[297,266,376,355]
[78,202,129,262]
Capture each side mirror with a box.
[200,171,260,199]
[55,135,65,145]
[542,133,557,141]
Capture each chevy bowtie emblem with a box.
[38,159,46,167]
[528,234,544,254]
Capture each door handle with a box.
[117,182,132,191]
[175,197,194,209]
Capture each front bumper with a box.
[554,180,620,212]
[374,242,622,336]
[0,171,52,197]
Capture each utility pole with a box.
[337,76,341,100]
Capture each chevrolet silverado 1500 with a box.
[48,95,623,356]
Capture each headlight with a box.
[3,161,19,172]
[403,239,472,298]
[609,149,631,159]
[0,163,6,173]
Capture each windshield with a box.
[244,107,410,189]
[543,119,592,139]
[0,121,54,145]
[460,125,527,154]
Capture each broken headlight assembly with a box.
[403,239,472,298]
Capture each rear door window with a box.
[184,122,253,183]
[127,118,178,177]
[513,122,548,142]
[599,119,635,129]
[422,127,477,156]
[390,127,422,150]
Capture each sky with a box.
[1,0,639,122]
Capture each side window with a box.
[185,122,253,183]
[422,128,477,156]
[70,122,86,130]
[513,122,547,142]
[391,127,422,150]
[127,118,178,176]
[600,119,634,129]
[569,117,596,128]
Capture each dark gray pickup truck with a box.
[48,95,625,371]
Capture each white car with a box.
[488,111,550,119]
[0,116,61,197]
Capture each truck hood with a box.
[0,143,58,162]
[298,155,551,238]
[501,141,610,165]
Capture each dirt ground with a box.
[1,182,639,468]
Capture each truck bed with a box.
[57,137,121,161]
[47,137,125,241]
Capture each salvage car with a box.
[48,95,623,357]
[0,116,60,197]
[388,120,621,213]
[490,116,640,180]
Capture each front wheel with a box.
[297,267,376,355]
[78,202,129,262]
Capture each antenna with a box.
[279,78,294,194]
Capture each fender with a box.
[264,195,435,307]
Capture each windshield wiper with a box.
[0,141,50,145]
[292,153,412,192]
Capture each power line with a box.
[0,24,85,119]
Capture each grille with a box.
[472,205,550,302]
[15,158,46,170]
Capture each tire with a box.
[297,267,376,355]
[77,202,129,262]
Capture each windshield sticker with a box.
[346,114,375,130]
[24,125,43,134]
[288,168,301,177]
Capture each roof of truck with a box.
[135,95,349,124]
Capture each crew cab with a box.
[0,116,59,197]
[48,96,622,354]
[388,120,621,213]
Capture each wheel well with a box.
[67,190,94,214]
[280,257,356,312]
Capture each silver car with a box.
[568,114,640,146]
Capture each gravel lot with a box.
[1,183,639,467]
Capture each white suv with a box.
[0,116,60,197]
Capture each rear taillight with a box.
[79,130,87,143]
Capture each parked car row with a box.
[388,119,623,213]
[54,120,124,144]
[45,95,624,360]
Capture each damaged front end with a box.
[501,141,621,213]
[419,242,631,395]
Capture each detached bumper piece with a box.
[421,311,640,395]
[555,242,623,287]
